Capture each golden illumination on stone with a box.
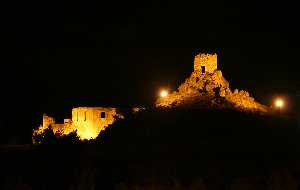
[33,107,123,143]
[155,52,268,112]
[72,107,118,140]
[194,53,217,73]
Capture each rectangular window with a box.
[201,66,205,74]
[84,112,86,121]
[100,112,106,118]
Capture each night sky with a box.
[1,0,300,143]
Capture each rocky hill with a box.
[156,54,268,113]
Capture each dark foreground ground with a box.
[2,109,300,190]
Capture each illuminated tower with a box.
[194,53,217,74]
[42,114,55,128]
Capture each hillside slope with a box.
[97,108,298,159]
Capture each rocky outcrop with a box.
[155,58,268,113]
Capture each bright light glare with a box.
[275,98,284,108]
[160,90,168,97]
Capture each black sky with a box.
[1,0,300,143]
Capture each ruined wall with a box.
[51,124,66,134]
[42,114,55,129]
[33,107,123,143]
[51,123,75,136]
[72,107,118,140]
[32,114,61,144]
[33,114,56,139]
[194,53,217,73]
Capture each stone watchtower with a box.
[194,53,217,74]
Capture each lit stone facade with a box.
[42,114,55,130]
[194,53,217,73]
[33,107,123,142]
[72,107,118,140]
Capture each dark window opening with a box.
[213,87,220,97]
[100,112,106,118]
[84,112,86,121]
[201,66,205,74]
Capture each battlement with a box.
[194,53,217,74]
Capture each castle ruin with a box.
[33,52,269,143]
[33,107,123,143]
[72,107,119,140]
[194,53,217,74]
[156,53,268,112]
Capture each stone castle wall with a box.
[42,114,55,129]
[33,107,121,143]
[72,107,118,140]
[194,53,217,73]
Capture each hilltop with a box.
[156,53,268,112]
[32,53,271,143]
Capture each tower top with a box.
[194,53,217,73]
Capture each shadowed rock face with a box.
[156,53,268,113]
